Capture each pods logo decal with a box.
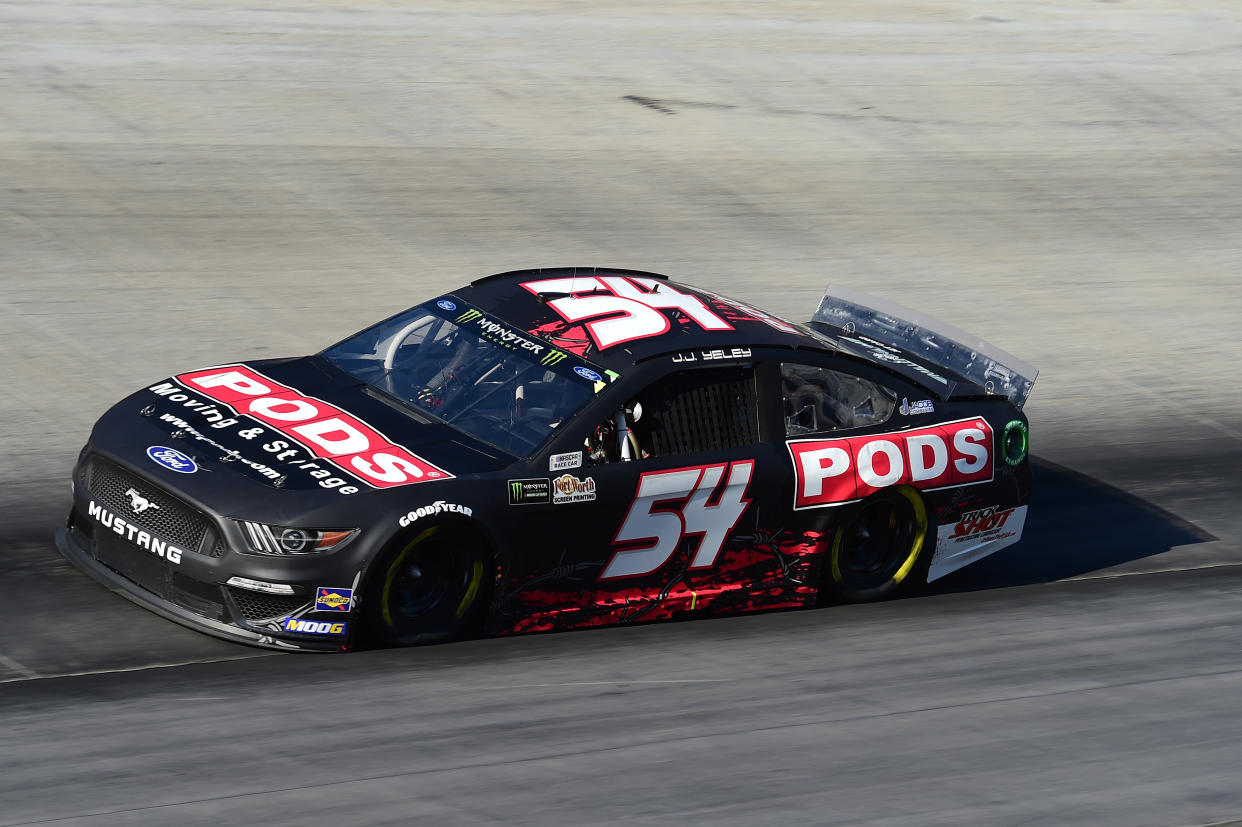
[175,365,451,488]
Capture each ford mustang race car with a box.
[57,268,1037,651]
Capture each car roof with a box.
[449,267,829,372]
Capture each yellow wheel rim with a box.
[831,486,928,589]
[380,526,438,627]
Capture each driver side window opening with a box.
[587,366,760,463]
[780,363,897,435]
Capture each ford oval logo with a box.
[147,446,198,474]
[436,299,457,311]
[573,366,603,382]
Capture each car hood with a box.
[90,357,512,514]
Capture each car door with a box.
[499,361,795,631]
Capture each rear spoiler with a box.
[809,285,1038,409]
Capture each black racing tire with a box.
[822,486,931,603]
[363,525,491,647]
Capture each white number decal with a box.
[521,276,732,349]
[601,460,754,579]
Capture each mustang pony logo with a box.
[124,488,160,514]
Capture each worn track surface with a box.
[2,1,1241,824]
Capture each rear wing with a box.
[810,285,1038,409]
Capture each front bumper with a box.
[60,452,363,652]
[54,525,334,651]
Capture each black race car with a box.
[57,268,1037,651]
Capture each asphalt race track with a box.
[3,1,1242,824]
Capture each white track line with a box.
[0,653,273,685]
[1062,561,1242,582]
[0,653,41,680]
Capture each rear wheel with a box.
[363,526,490,646]
[823,486,930,602]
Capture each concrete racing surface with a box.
[2,0,1241,824]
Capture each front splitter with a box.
[54,526,342,653]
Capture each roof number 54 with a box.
[521,276,733,350]
[601,460,754,579]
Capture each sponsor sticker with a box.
[283,618,348,635]
[899,398,935,415]
[152,410,351,493]
[540,350,568,367]
[315,587,353,612]
[146,445,197,474]
[436,299,457,311]
[454,308,555,359]
[788,417,994,509]
[591,369,622,395]
[947,505,1016,539]
[573,366,603,382]
[508,478,550,505]
[398,501,474,527]
[931,505,1029,578]
[550,451,583,471]
[552,474,596,504]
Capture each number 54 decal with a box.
[601,460,754,579]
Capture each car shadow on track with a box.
[926,456,1218,593]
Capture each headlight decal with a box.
[238,521,358,555]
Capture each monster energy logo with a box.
[508,478,550,505]
[540,350,568,366]
[454,308,549,356]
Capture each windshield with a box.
[321,299,614,456]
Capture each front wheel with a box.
[363,526,490,646]
[823,486,930,603]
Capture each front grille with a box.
[84,456,220,556]
[227,587,310,622]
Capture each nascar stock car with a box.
[57,268,1037,651]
